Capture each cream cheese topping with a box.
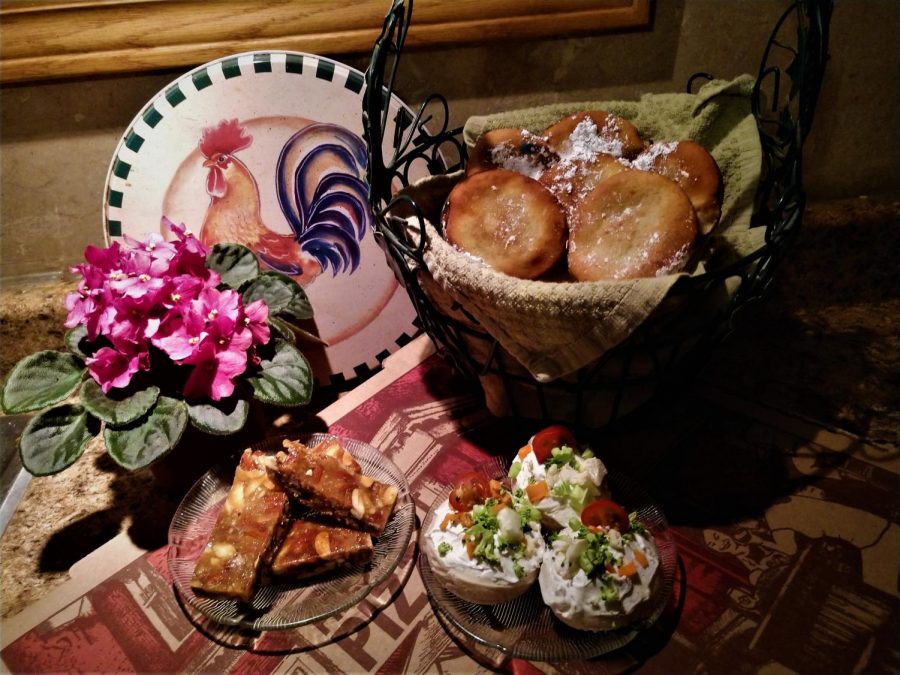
[539,526,660,631]
[426,500,544,605]
[512,447,610,529]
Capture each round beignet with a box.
[443,169,567,280]
[467,128,556,178]
[539,153,628,213]
[568,170,698,281]
[544,111,644,160]
[633,141,723,234]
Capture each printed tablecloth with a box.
[2,337,898,673]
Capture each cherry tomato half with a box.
[581,499,630,532]
[448,472,490,512]
[531,425,580,463]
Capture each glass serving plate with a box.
[167,433,415,631]
[418,456,677,661]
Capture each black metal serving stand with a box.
[362,0,832,427]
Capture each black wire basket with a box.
[362,0,832,427]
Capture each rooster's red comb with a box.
[199,118,252,158]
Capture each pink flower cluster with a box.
[65,220,270,400]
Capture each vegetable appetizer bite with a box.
[426,472,545,605]
[426,426,664,631]
[509,425,610,530]
[539,508,661,632]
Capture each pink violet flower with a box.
[164,218,210,277]
[108,294,162,351]
[85,346,148,393]
[66,221,270,398]
[84,241,123,272]
[122,233,176,277]
[152,304,208,362]
[182,341,248,401]
[243,299,271,346]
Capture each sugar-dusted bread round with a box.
[544,111,645,160]
[568,170,698,281]
[633,140,723,234]
[467,128,556,178]
[539,153,629,213]
[442,169,567,280]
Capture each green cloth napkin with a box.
[406,76,763,383]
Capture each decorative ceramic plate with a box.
[104,51,429,388]
[418,457,677,661]
[167,433,416,631]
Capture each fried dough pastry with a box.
[539,153,629,213]
[568,170,698,281]
[443,168,567,280]
[467,128,556,177]
[633,140,723,234]
[544,111,644,160]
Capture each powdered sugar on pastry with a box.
[560,117,626,162]
[626,141,679,171]
[489,130,549,180]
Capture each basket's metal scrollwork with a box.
[363,0,833,426]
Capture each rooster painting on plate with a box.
[196,118,371,286]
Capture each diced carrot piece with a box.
[440,512,473,530]
[617,562,637,577]
[466,539,476,559]
[491,502,505,514]
[525,480,549,503]
[517,445,531,460]
[489,479,503,498]
[633,549,649,568]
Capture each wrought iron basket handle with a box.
[361,0,832,425]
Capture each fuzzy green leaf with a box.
[80,378,160,426]
[242,272,297,314]
[187,397,249,435]
[247,340,313,407]
[207,243,260,289]
[1,351,84,414]
[64,325,90,361]
[19,404,97,476]
[281,284,314,320]
[268,316,297,342]
[104,396,188,470]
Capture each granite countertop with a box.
[1,195,897,620]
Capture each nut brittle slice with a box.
[275,441,399,535]
[190,449,290,602]
[270,520,374,578]
[283,437,361,474]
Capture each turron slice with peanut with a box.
[190,438,398,603]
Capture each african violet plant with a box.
[1,220,314,476]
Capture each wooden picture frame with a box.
[0,0,650,83]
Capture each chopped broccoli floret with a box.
[599,575,619,602]
[543,445,577,469]
[513,560,525,579]
[552,481,590,511]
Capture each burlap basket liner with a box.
[396,76,764,422]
